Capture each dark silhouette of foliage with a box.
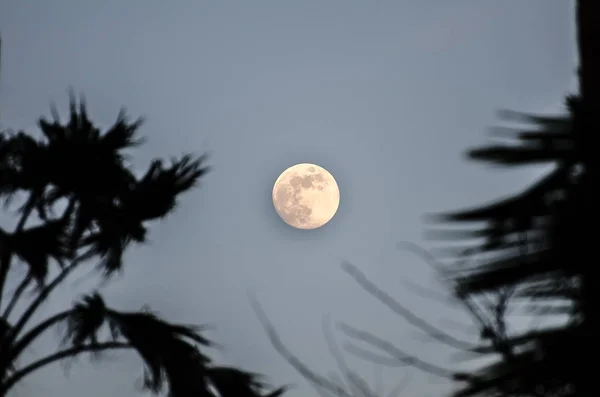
[424,100,579,397]
[0,95,285,397]
[420,2,599,395]
[395,3,599,396]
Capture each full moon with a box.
[272,163,340,230]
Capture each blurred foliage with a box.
[427,98,581,397]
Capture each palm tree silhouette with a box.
[423,2,600,396]
[0,95,285,397]
[425,100,578,397]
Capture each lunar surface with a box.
[272,163,340,230]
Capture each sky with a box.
[0,2,575,397]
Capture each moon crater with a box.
[272,164,340,229]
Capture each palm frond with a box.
[122,154,210,222]
[63,293,216,397]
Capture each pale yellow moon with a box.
[272,163,340,230]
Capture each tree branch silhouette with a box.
[338,324,453,380]
[8,249,94,346]
[0,192,35,310]
[341,261,476,351]
[1,342,131,395]
[2,274,31,320]
[250,293,354,397]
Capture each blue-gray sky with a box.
[0,2,575,397]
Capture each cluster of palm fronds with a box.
[425,95,586,397]
[0,96,285,397]
[436,3,600,394]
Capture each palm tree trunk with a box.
[575,1,600,396]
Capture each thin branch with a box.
[0,250,13,314]
[345,372,376,397]
[373,363,383,397]
[9,310,71,363]
[314,383,342,397]
[339,323,453,379]
[323,315,355,396]
[400,279,462,310]
[8,249,94,345]
[2,274,31,320]
[341,261,476,351]
[345,344,411,368]
[396,242,496,340]
[1,342,131,395]
[323,316,374,397]
[437,318,479,338]
[249,293,355,397]
[15,193,36,232]
[324,373,350,397]
[396,243,520,369]
[385,373,412,397]
[396,241,453,276]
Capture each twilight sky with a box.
[0,2,575,397]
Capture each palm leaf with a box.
[59,293,284,397]
[122,154,210,222]
[63,293,215,396]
